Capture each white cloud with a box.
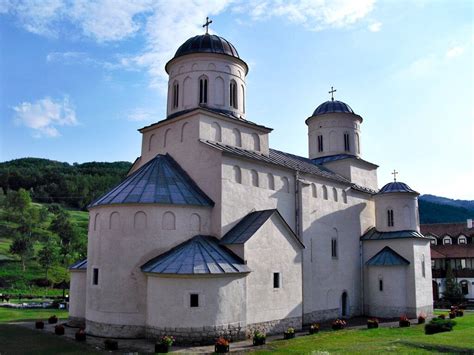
[368,21,381,32]
[13,96,77,137]
[127,108,156,122]
[445,46,465,58]
[46,51,86,63]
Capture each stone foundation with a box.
[364,304,418,318]
[86,319,145,338]
[68,316,85,328]
[303,308,339,324]
[246,316,302,336]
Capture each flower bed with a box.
[418,313,426,324]
[399,315,410,328]
[54,324,65,335]
[252,330,266,346]
[367,318,379,329]
[309,323,320,334]
[155,335,175,353]
[75,328,86,342]
[332,319,347,330]
[215,337,230,353]
[283,327,295,339]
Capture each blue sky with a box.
[0,0,472,199]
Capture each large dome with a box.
[313,100,355,116]
[173,34,240,60]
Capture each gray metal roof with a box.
[312,154,379,168]
[361,227,429,241]
[220,209,304,247]
[378,181,418,195]
[69,259,87,270]
[141,235,250,275]
[313,100,356,116]
[366,246,410,266]
[89,154,214,208]
[200,140,377,194]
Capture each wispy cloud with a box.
[13,96,77,137]
[445,46,465,58]
[127,107,156,122]
[368,21,382,32]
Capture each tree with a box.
[38,240,59,279]
[443,262,463,302]
[9,233,34,271]
[49,209,78,264]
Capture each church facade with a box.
[69,31,433,343]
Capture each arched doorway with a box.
[432,280,439,300]
[341,292,348,317]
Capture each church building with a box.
[69,25,433,343]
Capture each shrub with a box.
[399,315,410,328]
[104,339,118,351]
[48,315,58,324]
[367,318,379,329]
[35,320,44,329]
[75,328,86,341]
[309,323,320,334]
[332,319,347,330]
[425,318,456,335]
[54,324,65,335]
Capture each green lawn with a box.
[0,307,68,323]
[257,312,474,354]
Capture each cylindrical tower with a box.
[306,99,363,159]
[165,34,248,119]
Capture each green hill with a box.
[419,199,474,224]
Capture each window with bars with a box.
[318,135,324,152]
[199,77,208,104]
[331,238,338,258]
[344,133,350,152]
[230,81,238,109]
[387,209,394,227]
[173,82,179,108]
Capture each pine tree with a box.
[443,262,463,302]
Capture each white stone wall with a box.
[85,204,211,336]
[69,270,86,322]
[374,193,420,232]
[307,113,362,159]
[323,159,378,191]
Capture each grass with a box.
[256,312,474,354]
[0,307,68,323]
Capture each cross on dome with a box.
[391,169,399,182]
[203,17,213,34]
[328,86,337,101]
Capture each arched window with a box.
[134,211,147,229]
[443,236,452,245]
[183,76,192,107]
[378,276,383,291]
[281,177,290,193]
[344,132,350,152]
[322,185,328,200]
[318,135,324,152]
[162,211,176,230]
[172,81,179,108]
[387,209,394,227]
[93,213,99,231]
[421,254,426,278]
[232,128,242,147]
[109,211,120,230]
[251,169,259,187]
[149,134,156,151]
[180,122,189,142]
[342,190,348,204]
[211,122,222,142]
[267,173,275,190]
[333,188,338,202]
[164,128,171,147]
[215,77,224,105]
[190,213,201,232]
[251,133,260,151]
[233,166,242,184]
[311,184,317,198]
[458,235,467,244]
[199,76,208,104]
[230,80,238,109]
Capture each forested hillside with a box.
[0,158,132,210]
[418,198,474,224]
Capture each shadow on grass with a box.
[399,340,474,354]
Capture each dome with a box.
[312,100,355,116]
[378,182,418,195]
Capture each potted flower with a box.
[418,313,426,324]
[449,311,456,319]
[456,309,464,317]
[399,315,410,327]
[75,328,86,342]
[252,330,266,346]
[438,314,446,320]
[155,335,175,353]
[215,337,230,353]
[283,327,295,339]
[54,324,65,335]
[309,323,320,334]
[367,318,379,329]
[48,315,58,324]
[35,320,44,329]
[332,319,347,330]
[104,339,118,351]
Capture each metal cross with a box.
[328,86,337,101]
[391,169,398,182]
[203,17,212,34]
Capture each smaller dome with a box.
[313,100,355,116]
[378,182,418,195]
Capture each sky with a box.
[0,0,473,199]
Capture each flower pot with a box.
[104,339,118,351]
[253,337,266,346]
[399,320,410,328]
[449,313,456,319]
[75,331,86,342]
[155,343,170,353]
[418,318,426,324]
[456,310,464,317]
[54,325,65,335]
[48,316,58,324]
[283,332,295,339]
[367,322,378,329]
[309,328,319,335]
[214,344,229,353]
[35,321,44,329]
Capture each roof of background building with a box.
[220,209,304,247]
[89,154,214,208]
[141,235,250,275]
[366,246,410,266]
[69,259,87,270]
[311,154,379,167]
[421,222,474,238]
[377,181,418,195]
[430,244,474,259]
[361,228,431,241]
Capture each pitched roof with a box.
[89,154,214,208]
[69,259,87,270]
[430,244,474,259]
[361,227,431,241]
[220,209,304,247]
[366,246,410,266]
[311,154,378,168]
[141,235,250,275]
[421,222,474,238]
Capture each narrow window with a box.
[273,273,280,288]
[322,185,328,200]
[251,169,259,187]
[173,82,179,108]
[92,268,99,285]
[422,254,426,278]
[387,209,394,227]
[342,190,348,204]
[230,81,238,109]
[331,238,338,258]
[379,278,383,291]
[190,293,199,307]
[199,77,208,104]
[333,187,338,202]
[318,135,324,152]
[344,133,350,152]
